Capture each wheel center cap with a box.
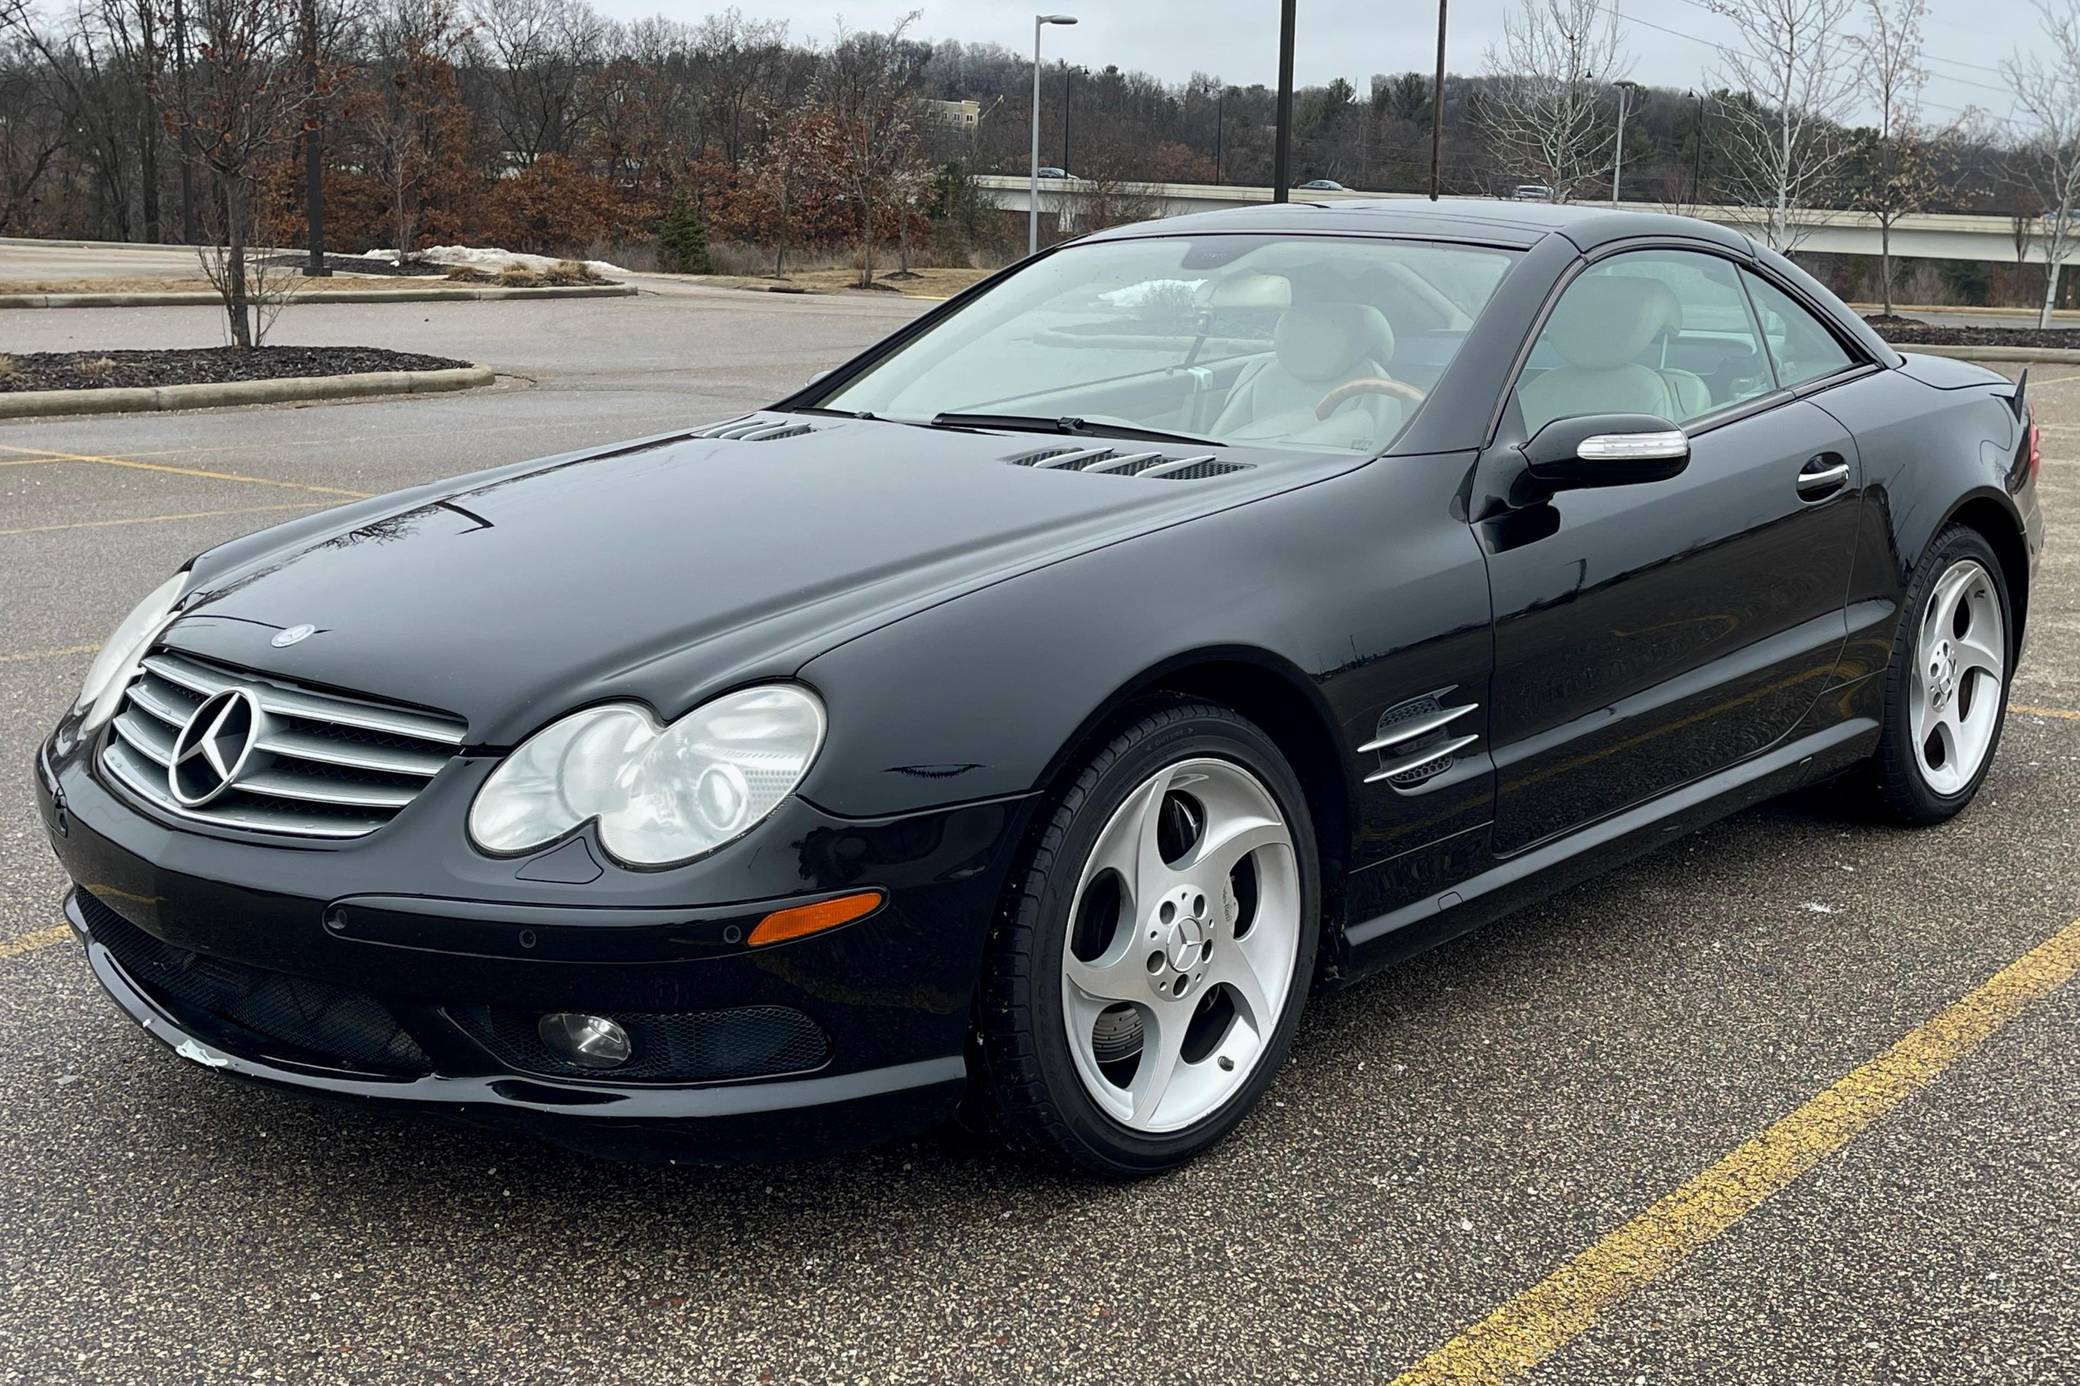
[1165,915,1208,971]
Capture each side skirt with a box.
[1337,715,1879,976]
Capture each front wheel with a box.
[1868,524,2013,824]
[975,701,1320,1176]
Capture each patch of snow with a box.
[174,1037,229,1068]
[1097,277,1205,307]
[360,244,627,278]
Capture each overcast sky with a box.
[593,0,2025,126]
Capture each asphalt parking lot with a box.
[1,289,2075,1384]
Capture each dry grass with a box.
[496,264,543,288]
[0,353,16,379]
[683,265,992,299]
[71,356,116,379]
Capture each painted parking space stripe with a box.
[2012,702,2080,721]
[0,925,70,961]
[1387,912,2080,1386]
[0,501,327,538]
[0,443,369,498]
[0,642,99,665]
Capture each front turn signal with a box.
[747,890,885,947]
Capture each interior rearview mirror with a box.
[1522,414,1690,488]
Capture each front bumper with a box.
[37,725,1032,1162]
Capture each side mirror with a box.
[1522,414,1690,488]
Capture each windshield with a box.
[813,233,1518,455]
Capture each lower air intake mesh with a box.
[77,890,431,1075]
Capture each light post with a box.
[1612,78,1642,206]
[1030,13,1077,256]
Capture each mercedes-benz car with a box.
[36,201,2044,1175]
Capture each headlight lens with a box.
[468,685,826,867]
[75,570,190,730]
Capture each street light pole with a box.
[1612,79,1641,206]
[1214,89,1224,185]
[1030,13,1077,257]
[1429,0,1447,200]
[1691,90,1707,205]
[1273,0,1294,202]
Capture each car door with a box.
[1476,245,1864,855]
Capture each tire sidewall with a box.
[1025,709,1320,1174]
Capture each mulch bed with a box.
[0,346,471,393]
[255,253,449,277]
[1866,314,2080,350]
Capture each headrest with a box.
[1543,276,1681,370]
[1274,303,1396,382]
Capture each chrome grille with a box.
[100,650,466,839]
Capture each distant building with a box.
[924,99,982,131]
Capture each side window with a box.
[1742,272,1855,388]
[1518,249,1774,436]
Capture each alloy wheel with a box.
[1058,757,1301,1134]
[1908,557,2005,797]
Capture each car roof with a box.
[1077,197,1755,256]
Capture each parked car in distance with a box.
[37,200,2043,1177]
[1512,183,1555,201]
[1035,166,1070,179]
[1297,179,1347,191]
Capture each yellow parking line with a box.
[0,501,326,538]
[0,443,369,499]
[0,642,99,664]
[2012,703,2080,721]
[1388,913,2080,1386]
[0,455,67,467]
[0,925,70,961]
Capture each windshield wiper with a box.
[927,412,1220,447]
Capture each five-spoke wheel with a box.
[1869,524,2013,823]
[1059,757,1301,1134]
[976,701,1319,1174]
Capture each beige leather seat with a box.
[1517,276,1712,434]
[1210,303,1403,450]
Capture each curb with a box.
[0,284,635,309]
[0,365,496,419]
[1888,342,2080,363]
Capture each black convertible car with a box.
[36,201,2044,1174]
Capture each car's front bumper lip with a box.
[67,890,970,1161]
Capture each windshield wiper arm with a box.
[927,412,1219,447]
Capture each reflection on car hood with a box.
[168,415,1355,744]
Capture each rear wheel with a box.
[975,701,1319,1175]
[1868,525,2012,824]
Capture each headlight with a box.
[468,685,826,867]
[75,570,190,730]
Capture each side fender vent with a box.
[1360,687,1480,792]
[1005,445,1251,481]
[688,415,822,442]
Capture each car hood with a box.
[167,414,1356,744]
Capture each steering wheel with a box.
[1315,377,1427,421]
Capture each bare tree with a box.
[356,0,473,261]
[1475,0,1628,204]
[1849,0,1954,314]
[1706,0,1860,250]
[159,0,313,346]
[820,13,925,288]
[466,0,602,167]
[2005,2,2080,326]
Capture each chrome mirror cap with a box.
[1576,429,1689,462]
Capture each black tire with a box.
[973,699,1321,1177]
[1866,523,2012,825]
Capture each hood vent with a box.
[1006,444,1250,481]
[688,416,822,442]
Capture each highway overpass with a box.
[976,174,2042,266]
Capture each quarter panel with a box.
[1804,366,2030,681]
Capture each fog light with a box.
[537,1012,631,1070]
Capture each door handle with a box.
[1795,454,1850,499]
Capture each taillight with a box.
[2029,408,2042,482]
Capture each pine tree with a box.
[655,193,711,275]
